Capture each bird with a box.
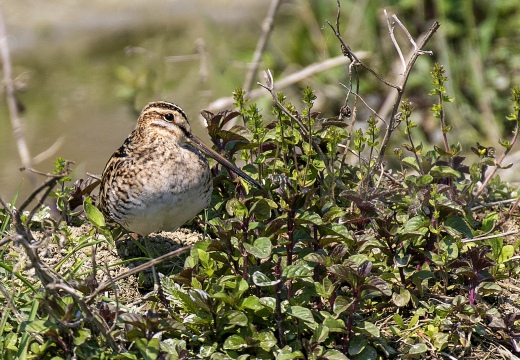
[98,101,261,236]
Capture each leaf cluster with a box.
[2,39,520,360]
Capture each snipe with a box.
[98,101,261,236]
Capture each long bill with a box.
[190,134,263,189]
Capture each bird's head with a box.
[137,101,263,189]
[137,101,192,143]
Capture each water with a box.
[0,0,268,201]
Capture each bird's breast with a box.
[105,144,213,236]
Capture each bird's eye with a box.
[164,113,174,121]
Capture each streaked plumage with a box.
[98,101,260,236]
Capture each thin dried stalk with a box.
[0,5,36,185]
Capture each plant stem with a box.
[286,208,295,298]
[344,296,358,353]
[0,5,36,186]
[438,89,451,152]
[241,220,249,280]
[274,257,285,346]
[472,110,520,203]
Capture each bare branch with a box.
[242,0,282,93]
[0,5,36,185]
[339,83,387,125]
[376,21,440,167]
[17,165,72,213]
[164,38,208,83]
[470,198,517,211]
[473,109,520,203]
[385,9,406,73]
[85,245,193,300]
[393,14,417,50]
[33,137,65,165]
[195,38,208,83]
[208,54,362,111]
[326,20,401,91]
[462,229,518,243]
[508,196,520,217]
[258,70,348,191]
[258,70,309,135]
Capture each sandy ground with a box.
[31,223,205,302]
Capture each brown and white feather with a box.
[98,102,212,236]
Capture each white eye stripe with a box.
[151,119,177,129]
[142,101,188,120]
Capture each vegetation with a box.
[1,1,520,359]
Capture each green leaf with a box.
[403,216,429,232]
[439,238,459,260]
[322,315,345,333]
[412,270,435,280]
[252,271,280,286]
[321,349,349,360]
[226,198,249,220]
[482,212,498,232]
[310,324,329,344]
[351,345,377,360]
[257,331,277,351]
[223,310,248,326]
[84,200,105,228]
[444,216,472,238]
[223,334,248,350]
[401,156,420,172]
[135,338,160,360]
[283,264,313,279]
[333,295,353,316]
[348,335,367,356]
[433,332,450,351]
[417,174,433,185]
[498,245,514,263]
[356,321,380,337]
[408,314,420,329]
[212,291,234,306]
[287,306,316,324]
[297,211,324,225]
[408,342,428,354]
[21,320,58,333]
[393,313,405,329]
[73,328,91,346]
[233,277,249,299]
[304,252,332,266]
[259,297,276,310]
[243,237,272,259]
[430,165,461,179]
[239,296,263,311]
[250,199,274,220]
[392,288,411,307]
[276,348,305,360]
[315,278,334,298]
[476,282,502,296]
[189,289,213,313]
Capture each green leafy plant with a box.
[1,4,520,358]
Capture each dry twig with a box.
[208,54,363,112]
[258,70,347,192]
[85,245,193,300]
[473,108,520,203]
[376,19,439,167]
[1,167,120,351]
[242,0,282,93]
[384,9,406,73]
[0,5,36,185]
